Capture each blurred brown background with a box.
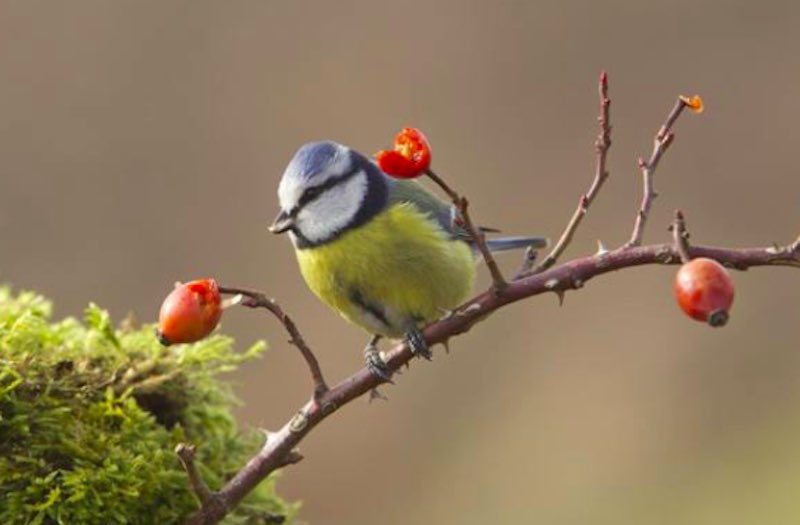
[3,1,800,523]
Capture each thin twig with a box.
[218,286,328,398]
[425,168,507,291]
[627,97,690,246]
[175,444,216,507]
[520,70,612,277]
[184,238,800,525]
[672,210,692,263]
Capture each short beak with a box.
[269,209,294,234]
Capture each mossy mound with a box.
[0,288,297,524]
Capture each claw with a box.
[405,327,432,360]
[364,341,393,383]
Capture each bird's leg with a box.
[405,325,432,360]
[364,335,393,383]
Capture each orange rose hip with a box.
[157,278,222,345]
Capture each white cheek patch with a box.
[277,176,303,212]
[296,171,367,243]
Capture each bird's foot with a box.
[405,327,432,360]
[364,341,393,383]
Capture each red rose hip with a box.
[673,258,734,327]
[375,127,432,179]
[157,278,222,345]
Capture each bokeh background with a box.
[3,1,800,523]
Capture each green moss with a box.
[0,287,298,524]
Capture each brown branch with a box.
[184,238,800,525]
[671,210,692,263]
[424,168,507,291]
[218,287,328,398]
[175,444,217,509]
[627,97,691,247]
[181,88,748,525]
[524,70,612,277]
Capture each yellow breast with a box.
[294,203,475,338]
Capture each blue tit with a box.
[269,141,547,379]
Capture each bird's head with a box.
[270,141,388,248]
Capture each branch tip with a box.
[176,443,215,507]
[627,96,692,247]
[524,71,613,277]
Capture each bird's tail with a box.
[484,236,549,252]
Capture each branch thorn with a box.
[369,388,389,402]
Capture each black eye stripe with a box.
[296,169,362,210]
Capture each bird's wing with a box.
[387,178,549,251]
[387,179,468,240]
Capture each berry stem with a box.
[218,286,329,398]
[424,168,507,292]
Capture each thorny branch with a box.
[521,69,612,277]
[185,240,800,525]
[627,97,691,247]
[181,75,800,525]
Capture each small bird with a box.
[269,141,547,379]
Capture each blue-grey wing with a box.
[386,178,548,251]
[387,179,464,239]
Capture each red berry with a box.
[673,258,734,327]
[375,127,432,179]
[157,278,222,345]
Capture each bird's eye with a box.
[302,186,322,203]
